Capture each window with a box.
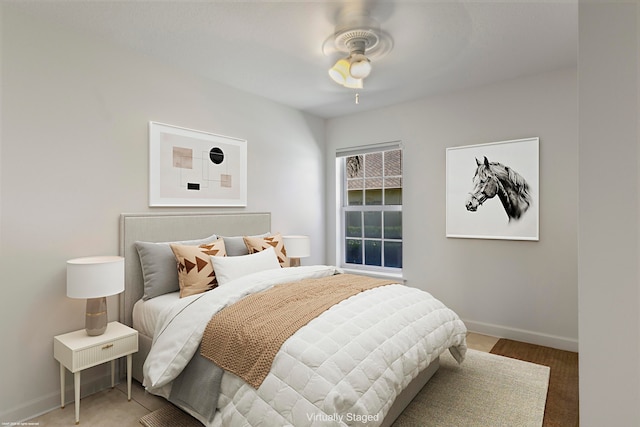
[337,143,402,274]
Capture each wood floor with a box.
[490,339,579,427]
[27,333,569,426]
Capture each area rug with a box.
[490,339,579,427]
[139,403,202,427]
[140,349,549,427]
[392,349,550,426]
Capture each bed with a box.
[119,212,467,427]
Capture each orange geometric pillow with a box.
[170,239,226,298]
[243,233,289,267]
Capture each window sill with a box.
[340,267,405,283]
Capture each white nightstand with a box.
[54,321,138,424]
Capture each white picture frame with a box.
[149,122,247,207]
[446,137,539,241]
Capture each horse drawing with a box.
[465,156,532,221]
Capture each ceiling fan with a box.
[322,9,393,90]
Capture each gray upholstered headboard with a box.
[118,212,271,327]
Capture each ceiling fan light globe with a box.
[349,55,371,79]
[328,69,345,85]
[329,58,350,85]
[344,76,363,89]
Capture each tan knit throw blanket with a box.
[200,273,397,388]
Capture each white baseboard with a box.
[2,371,116,423]
[464,318,578,353]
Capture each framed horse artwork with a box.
[446,137,539,241]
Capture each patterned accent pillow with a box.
[170,239,227,298]
[243,233,289,267]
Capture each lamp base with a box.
[289,258,301,267]
[85,297,108,336]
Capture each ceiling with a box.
[8,0,578,119]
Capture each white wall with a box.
[5,2,640,425]
[326,68,578,351]
[0,3,3,254]
[0,5,325,422]
[578,2,640,425]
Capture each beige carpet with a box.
[141,349,550,427]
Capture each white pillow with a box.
[211,246,281,286]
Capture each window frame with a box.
[335,142,403,277]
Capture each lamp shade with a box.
[282,235,311,259]
[67,256,125,299]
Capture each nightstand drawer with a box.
[54,323,139,372]
[71,334,137,371]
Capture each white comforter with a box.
[144,265,467,426]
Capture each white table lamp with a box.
[283,235,311,267]
[67,256,124,336]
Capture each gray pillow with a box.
[135,233,218,300]
[221,232,270,256]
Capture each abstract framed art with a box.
[149,122,247,207]
[446,137,539,241]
